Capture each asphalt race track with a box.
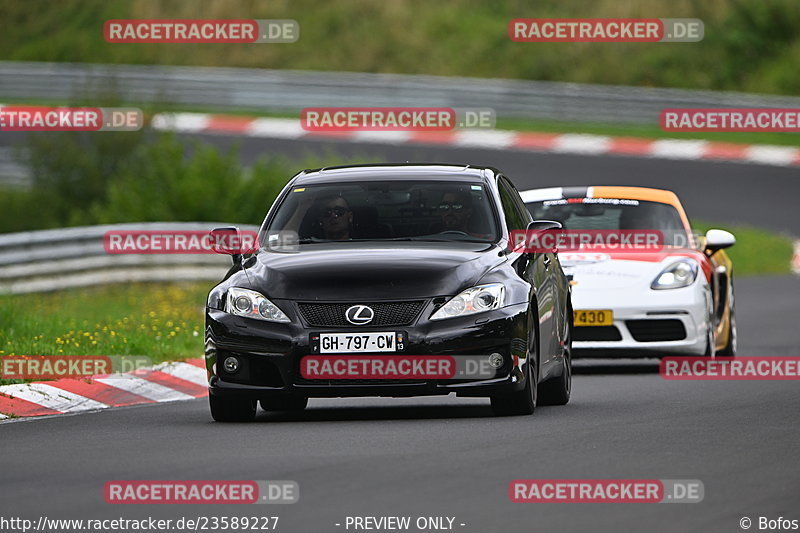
[1,133,799,533]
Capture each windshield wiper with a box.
[388,237,490,243]
[293,237,491,244]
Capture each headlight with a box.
[225,287,290,322]
[430,284,505,321]
[651,259,698,290]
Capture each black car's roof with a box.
[292,163,498,185]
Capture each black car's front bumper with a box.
[205,302,531,399]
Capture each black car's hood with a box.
[236,241,504,300]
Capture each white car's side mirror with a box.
[705,229,735,253]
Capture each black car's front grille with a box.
[574,326,623,342]
[626,319,687,342]
[297,301,426,327]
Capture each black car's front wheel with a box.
[491,356,536,416]
[209,395,257,422]
[539,317,572,406]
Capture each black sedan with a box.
[205,164,573,421]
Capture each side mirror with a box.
[704,229,735,254]
[509,220,562,254]
[528,220,562,232]
[209,226,243,264]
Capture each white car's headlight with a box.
[225,287,290,323]
[651,259,698,290]
[430,284,505,321]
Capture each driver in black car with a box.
[438,190,473,234]
[317,195,353,240]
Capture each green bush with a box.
[0,129,365,233]
[0,187,60,232]
[23,130,146,226]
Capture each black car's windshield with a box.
[265,180,498,244]
[526,198,691,246]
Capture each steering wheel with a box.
[437,230,470,236]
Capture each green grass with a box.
[0,0,799,95]
[0,282,211,385]
[692,220,795,275]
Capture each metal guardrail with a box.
[2,61,800,125]
[0,222,259,294]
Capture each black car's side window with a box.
[508,179,534,227]
[498,177,530,231]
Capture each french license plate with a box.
[310,332,404,354]
[573,309,613,326]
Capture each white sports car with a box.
[521,186,736,358]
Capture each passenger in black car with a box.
[438,190,473,234]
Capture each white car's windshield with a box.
[526,198,691,247]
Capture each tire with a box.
[260,396,308,411]
[539,313,572,406]
[703,325,716,357]
[703,295,716,358]
[491,351,536,416]
[717,284,737,357]
[209,395,257,422]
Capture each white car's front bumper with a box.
[572,282,712,357]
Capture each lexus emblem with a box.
[345,305,374,325]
